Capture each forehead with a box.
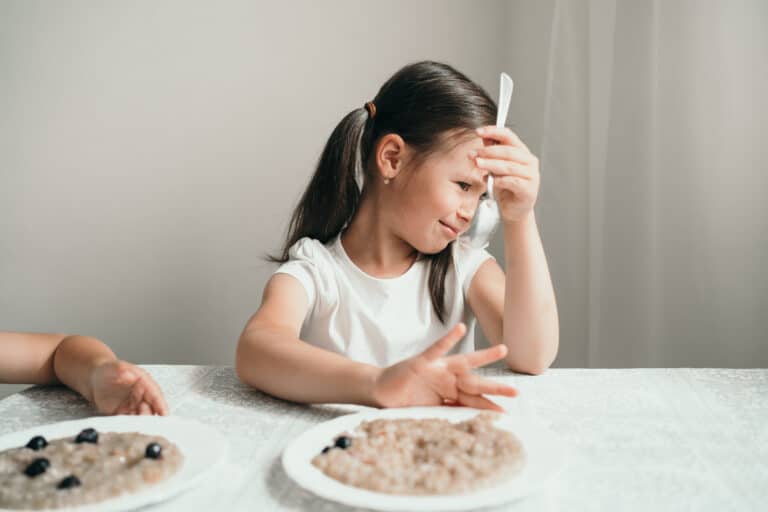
[430,134,490,179]
[444,135,488,160]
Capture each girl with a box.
[236,61,558,411]
[0,331,168,415]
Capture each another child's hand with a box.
[89,361,169,416]
[372,323,518,411]
[472,126,540,224]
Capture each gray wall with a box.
[1,0,511,398]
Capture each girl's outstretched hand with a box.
[372,323,518,411]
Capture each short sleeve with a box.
[453,242,496,298]
[272,237,330,309]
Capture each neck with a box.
[341,192,418,278]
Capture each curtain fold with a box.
[503,0,768,367]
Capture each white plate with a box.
[282,407,567,511]
[0,415,227,512]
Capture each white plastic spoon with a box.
[459,73,514,249]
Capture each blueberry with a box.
[145,442,162,459]
[334,436,352,449]
[321,446,331,454]
[57,475,81,489]
[24,458,50,477]
[25,436,48,451]
[75,428,98,444]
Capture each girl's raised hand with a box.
[372,323,518,411]
[472,126,540,224]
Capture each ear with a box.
[373,133,408,181]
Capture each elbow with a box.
[505,342,558,376]
[235,322,291,391]
[527,331,559,375]
[527,363,550,376]
[234,338,257,387]
[527,348,558,375]
[506,359,549,376]
[234,357,248,386]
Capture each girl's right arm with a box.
[235,273,381,406]
[236,274,519,410]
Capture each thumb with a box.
[421,323,467,362]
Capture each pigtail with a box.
[269,108,369,262]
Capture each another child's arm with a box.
[236,274,518,409]
[0,332,168,415]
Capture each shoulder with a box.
[451,241,497,296]
[281,236,344,276]
[276,237,340,306]
[287,237,335,263]
[451,240,495,272]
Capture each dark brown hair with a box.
[269,61,496,322]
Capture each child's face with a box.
[392,135,490,254]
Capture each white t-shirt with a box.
[273,235,495,367]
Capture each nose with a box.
[457,204,474,223]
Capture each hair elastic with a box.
[364,101,377,119]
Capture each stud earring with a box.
[384,177,390,185]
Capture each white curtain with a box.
[499,0,768,367]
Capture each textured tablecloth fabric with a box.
[0,367,765,511]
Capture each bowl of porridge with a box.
[0,415,226,511]
[282,407,567,511]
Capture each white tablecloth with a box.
[1,367,766,511]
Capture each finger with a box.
[475,159,531,179]
[139,369,169,415]
[476,126,529,151]
[113,399,130,416]
[445,344,507,371]
[494,176,537,195]
[457,373,519,397]
[148,388,168,416]
[119,381,146,415]
[457,391,504,412]
[114,396,137,415]
[421,323,467,362]
[473,145,535,164]
[138,402,152,416]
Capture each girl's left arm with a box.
[468,215,559,375]
[467,126,559,374]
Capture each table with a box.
[1,367,766,511]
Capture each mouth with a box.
[439,221,460,237]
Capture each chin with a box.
[414,238,453,256]
[402,227,454,255]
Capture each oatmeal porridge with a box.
[0,428,183,509]
[311,413,525,495]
